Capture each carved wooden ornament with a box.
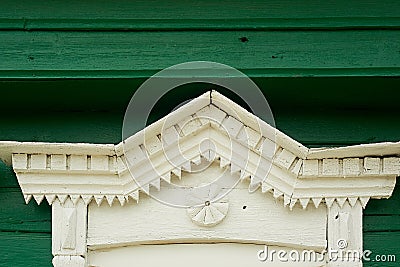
[0,91,399,267]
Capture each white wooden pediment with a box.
[0,91,399,267]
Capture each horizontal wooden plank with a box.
[277,110,400,146]
[3,0,400,20]
[0,30,399,78]
[0,112,122,145]
[0,231,51,267]
[1,0,400,30]
[364,215,400,232]
[88,190,327,250]
[2,68,400,79]
[0,161,18,188]
[363,232,400,267]
[0,188,51,233]
[2,18,400,31]
[88,243,325,267]
[364,181,400,216]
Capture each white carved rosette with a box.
[187,200,229,227]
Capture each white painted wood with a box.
[187,200,229,227]
[160,125,180,146]
[70,155,87,171]
[221,115,244,138]
[211,91,309,158]
[292,174,395,210]
[52,198,87,257]
[343,158,360,176]
[53,256,85,267]
[307,141,400,159]
[237,125,262,149]
[88,243,326,267]
[322,159,340,176]
[177,115,203,136]
[210,90,260,133]
[8,131,399,210]
[259,137,277,159]
[30,154,47,170]
[383,157,400,174]
[327,201,362,266]
[291,159,303,175]
[91,155,109,171]
[87,186,327,251]
[363,157,380,175]
[196,104,226,126]
[275,149,297,170]
[33,194,45,205]
[302,159,319,176]
[117,91,210,154]
[0,141,115,165]
[12,153,27,169]
[144,135,163,155]
[51,154,67,170]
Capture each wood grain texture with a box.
[328,201,363,263]
[88,243,325,267]
[0,188,51,233]
[363,232,400,267]
[1,0,399,20]
[87,190,327,251]
[52,199,87,256]
[364,180,400,216]
[0,30,399,78]
[363,215,400,232]
[0,232,52,267]
[0,112,398,266]
[0,1,399,264]
[0,0,400,30]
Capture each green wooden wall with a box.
[0,1,399,266]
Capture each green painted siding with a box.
[0,1,400,78]
[0,30,400,78]
[0,1,399,266]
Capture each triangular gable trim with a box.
[0,91,398,209]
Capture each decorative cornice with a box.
[0,91,399,210]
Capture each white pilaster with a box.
[52,198,87,267]
[327,200,363,266]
